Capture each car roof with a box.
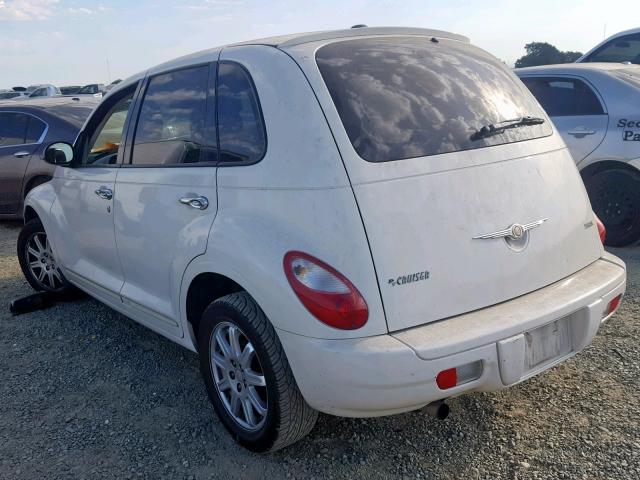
[0,97,98,128]
[111,26,470,96]
[230,26,470,48]
[515,62,640,75]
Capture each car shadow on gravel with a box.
[1,279,507,480]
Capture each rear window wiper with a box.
[470,116,545,141]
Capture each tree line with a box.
[515,42,583,67]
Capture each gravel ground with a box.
[0,220,638,480]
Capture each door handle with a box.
[94,187,113,200]
[567,128,596,137]
[14,151,30,158]
[179,195,209,210]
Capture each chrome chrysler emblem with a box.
[473,218,549,240]
[510,224,525,239]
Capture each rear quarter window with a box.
[316,37,552,162]
[0,112,29,146]
[217,62,266,164]
[520,77,605,116]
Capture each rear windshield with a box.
[316,37,552,162]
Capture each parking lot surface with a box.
[0,221,638,480]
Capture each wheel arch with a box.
[23,175,53,199]
[580,160,640,180]
[23,205,39,224]
[182,269,248,350]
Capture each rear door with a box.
[305,36,603,332]
[520,76,608,163]
[113,64,219,336]
[0,112,45,215]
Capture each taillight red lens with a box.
[595,214,606,245]
[436,368,458,390]
[283,251,368,330]
[606,294,622,316]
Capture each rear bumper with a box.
[278,253,626,417]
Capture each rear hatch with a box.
[312,35,603,332]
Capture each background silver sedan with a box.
[516,63,640,246]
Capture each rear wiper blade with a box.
[470,116,545,141]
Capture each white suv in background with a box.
[577,28,640,64]
[20,27,626,452]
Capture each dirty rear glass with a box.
[316,37,552,162]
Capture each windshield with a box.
[316,37,552,162]
[584,33,640,64]
[29,88,48,97]
[78,85,98,94]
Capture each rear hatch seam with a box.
[276,45,390,332]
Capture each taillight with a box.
[595,214,606,245]
[605,294,622,317]
[436,368,458,390]
[436,361,483,390]
[283,251,368,330]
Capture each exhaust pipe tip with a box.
[424,400,450,420]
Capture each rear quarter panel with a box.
[181,45,387,341]
[579,73,640,169]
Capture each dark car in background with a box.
[0,97,98,219]
[0,91,27,100]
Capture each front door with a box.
[49,87,136,302]
[0,112,46,215]
[113,64,218,336]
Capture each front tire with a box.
[584,168,640,247]
[198,292,318,452]
[17,218,74,293]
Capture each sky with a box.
[1,0,638,87]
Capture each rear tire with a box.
[198,292,318,452]
[584,168,640,247]
[17,218,74,294]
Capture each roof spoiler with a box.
[278,27,471,48]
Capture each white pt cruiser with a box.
[19,27,626,452]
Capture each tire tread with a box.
[204,292,318,452]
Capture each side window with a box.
[0,113,29,147]
[25,117,46,143]
[218,62,266,164]
[521,77,604,116]
[132,66,209,166]
[585,33,640,64]
[85,91,135,165]
[30,88,47,98]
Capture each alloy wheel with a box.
[25,232,64,291]
[210,321,268,431]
